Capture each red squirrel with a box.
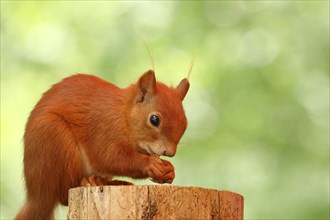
[15,70,189,220]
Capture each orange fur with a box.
[16,70,189,219]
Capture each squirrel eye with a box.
[149,114,160,127]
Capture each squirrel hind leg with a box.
[15,198,56,220]
[23,114,84,207]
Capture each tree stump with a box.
[68,185,244,220]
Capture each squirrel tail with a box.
[15,198,57,220]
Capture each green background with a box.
[1,1,329,219]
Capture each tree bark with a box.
[68,185,244,220]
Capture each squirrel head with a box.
[129,70,189,157]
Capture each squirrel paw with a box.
[152,159,175,184]
[144,156,175,184]
[80,175,105,191]
[144,156,166,182]
[80,175,104,187]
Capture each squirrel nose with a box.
[164,149,175,157]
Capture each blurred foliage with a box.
[1,1,329,219]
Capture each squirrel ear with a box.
[176,78,190,101]
[136,70,156,103]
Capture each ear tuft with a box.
[176,78,190,101]
[136,70,156,103]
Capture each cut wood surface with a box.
[68,185,244,220]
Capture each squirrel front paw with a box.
[144,156,175,184]
[144,156,166,182]
[158,159,175,184]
